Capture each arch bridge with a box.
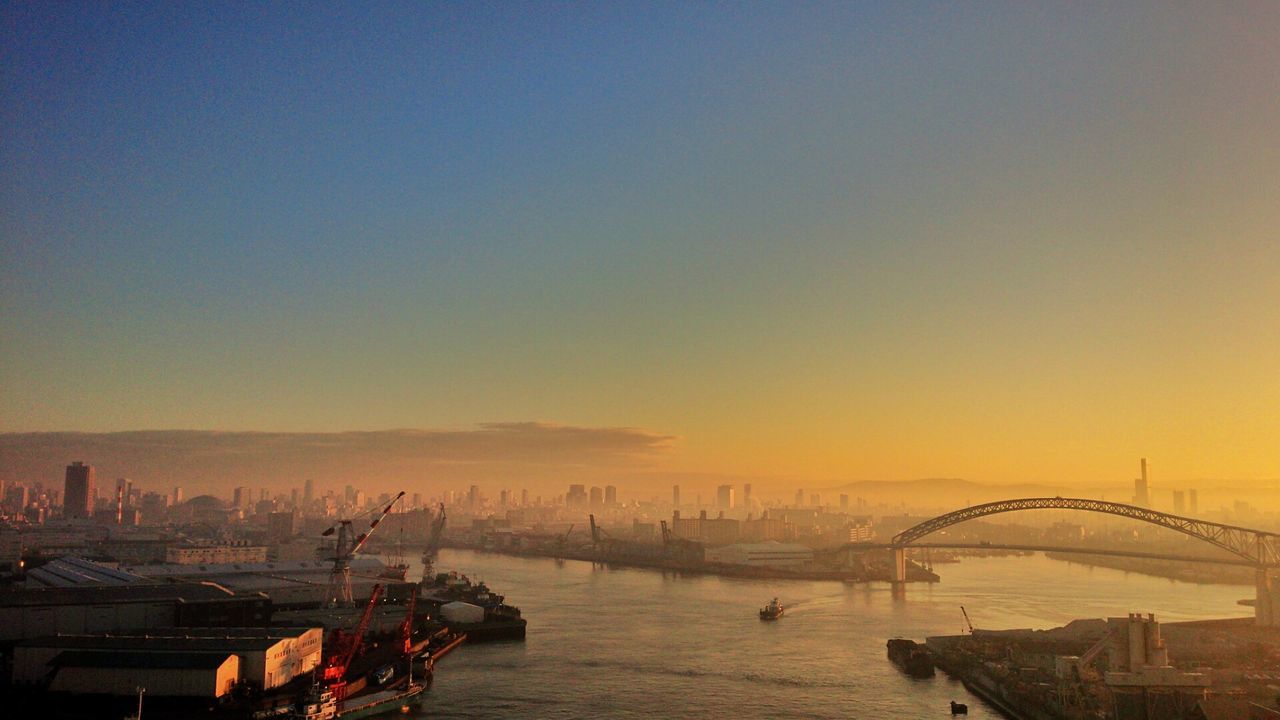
[886,497,1280,626]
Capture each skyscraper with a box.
[64,461,95,519]
[233,486,250,509]
[589,486,603,509]
[672,485,681,508]
[605,485,617,506]
[1133,458,1150,508]
[795,489,804,507]
[1188,489,1198,515]
[716,484,735,509]
[173,486,184,505]
[742,483,752,508]
[304,478,314,504]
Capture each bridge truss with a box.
[890,497,1280,567]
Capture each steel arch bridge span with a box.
[890,497,1280,567]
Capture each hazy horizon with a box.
[3,427,1275,506]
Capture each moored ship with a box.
[886,638,935,678]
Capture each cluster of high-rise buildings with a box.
[1131,458,1199,516]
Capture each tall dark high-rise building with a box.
[1188,489,1198,515]
[672,485,681,508]
[304,478,314,504]
[64,461,95,519]
[1133,458,1150,508]
[605,485,617,506]
[742,484,752,508]
[233,486,250,509]
[795,489,804,507]
[589,486,603,509]
[716,484,735,509]
[173,486,184,505]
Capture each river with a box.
[411,550,1252,719]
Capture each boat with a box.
[336,682,425,719]
[293,683,337,720]
[759,597,784,620]
[886,638,935,678]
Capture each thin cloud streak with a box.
[0,423,676,499]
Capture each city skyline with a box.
[4,3,1279,489]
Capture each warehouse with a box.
[46,651,240,698]
[13,627,321,692]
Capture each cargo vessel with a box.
[886,638,935,678]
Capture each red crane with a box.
[399,585,419,655]
[322,582,384,697]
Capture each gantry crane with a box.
[322,491,405,605]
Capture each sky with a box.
[2,2,1278,490]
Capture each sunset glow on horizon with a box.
[3,2,1278,490]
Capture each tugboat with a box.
[759,598,784,620]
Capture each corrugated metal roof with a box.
[51,650,237,670]
[20,634,287,651]
[0,581,240,607]
[25,556,149,588]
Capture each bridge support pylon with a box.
[891,546,907,583]
[1257,568,1279,627]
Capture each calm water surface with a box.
[412,550,1251,719]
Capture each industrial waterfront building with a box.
[13,626,322,696]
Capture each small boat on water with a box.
[759,598,784,620]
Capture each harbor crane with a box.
[659,520,703,564]
[554,523,575,551]
[421,503,447,581]
[960,606,974,634]
[588,514,615,559]
[399,585,419,655]
[322,583,384,699]
[322,491,405,605]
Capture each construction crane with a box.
[322,491,405,605]
[322,583,384,698]
[421,503,447,582]
[960,606,974,634]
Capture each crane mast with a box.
[322,491,405,605]
[422,503,447,582]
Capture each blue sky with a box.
[3,2,1278,485]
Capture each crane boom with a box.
[961,606,974,633]
[349,491,406,556]
[325,490,405,605]
[323,583,384,686]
